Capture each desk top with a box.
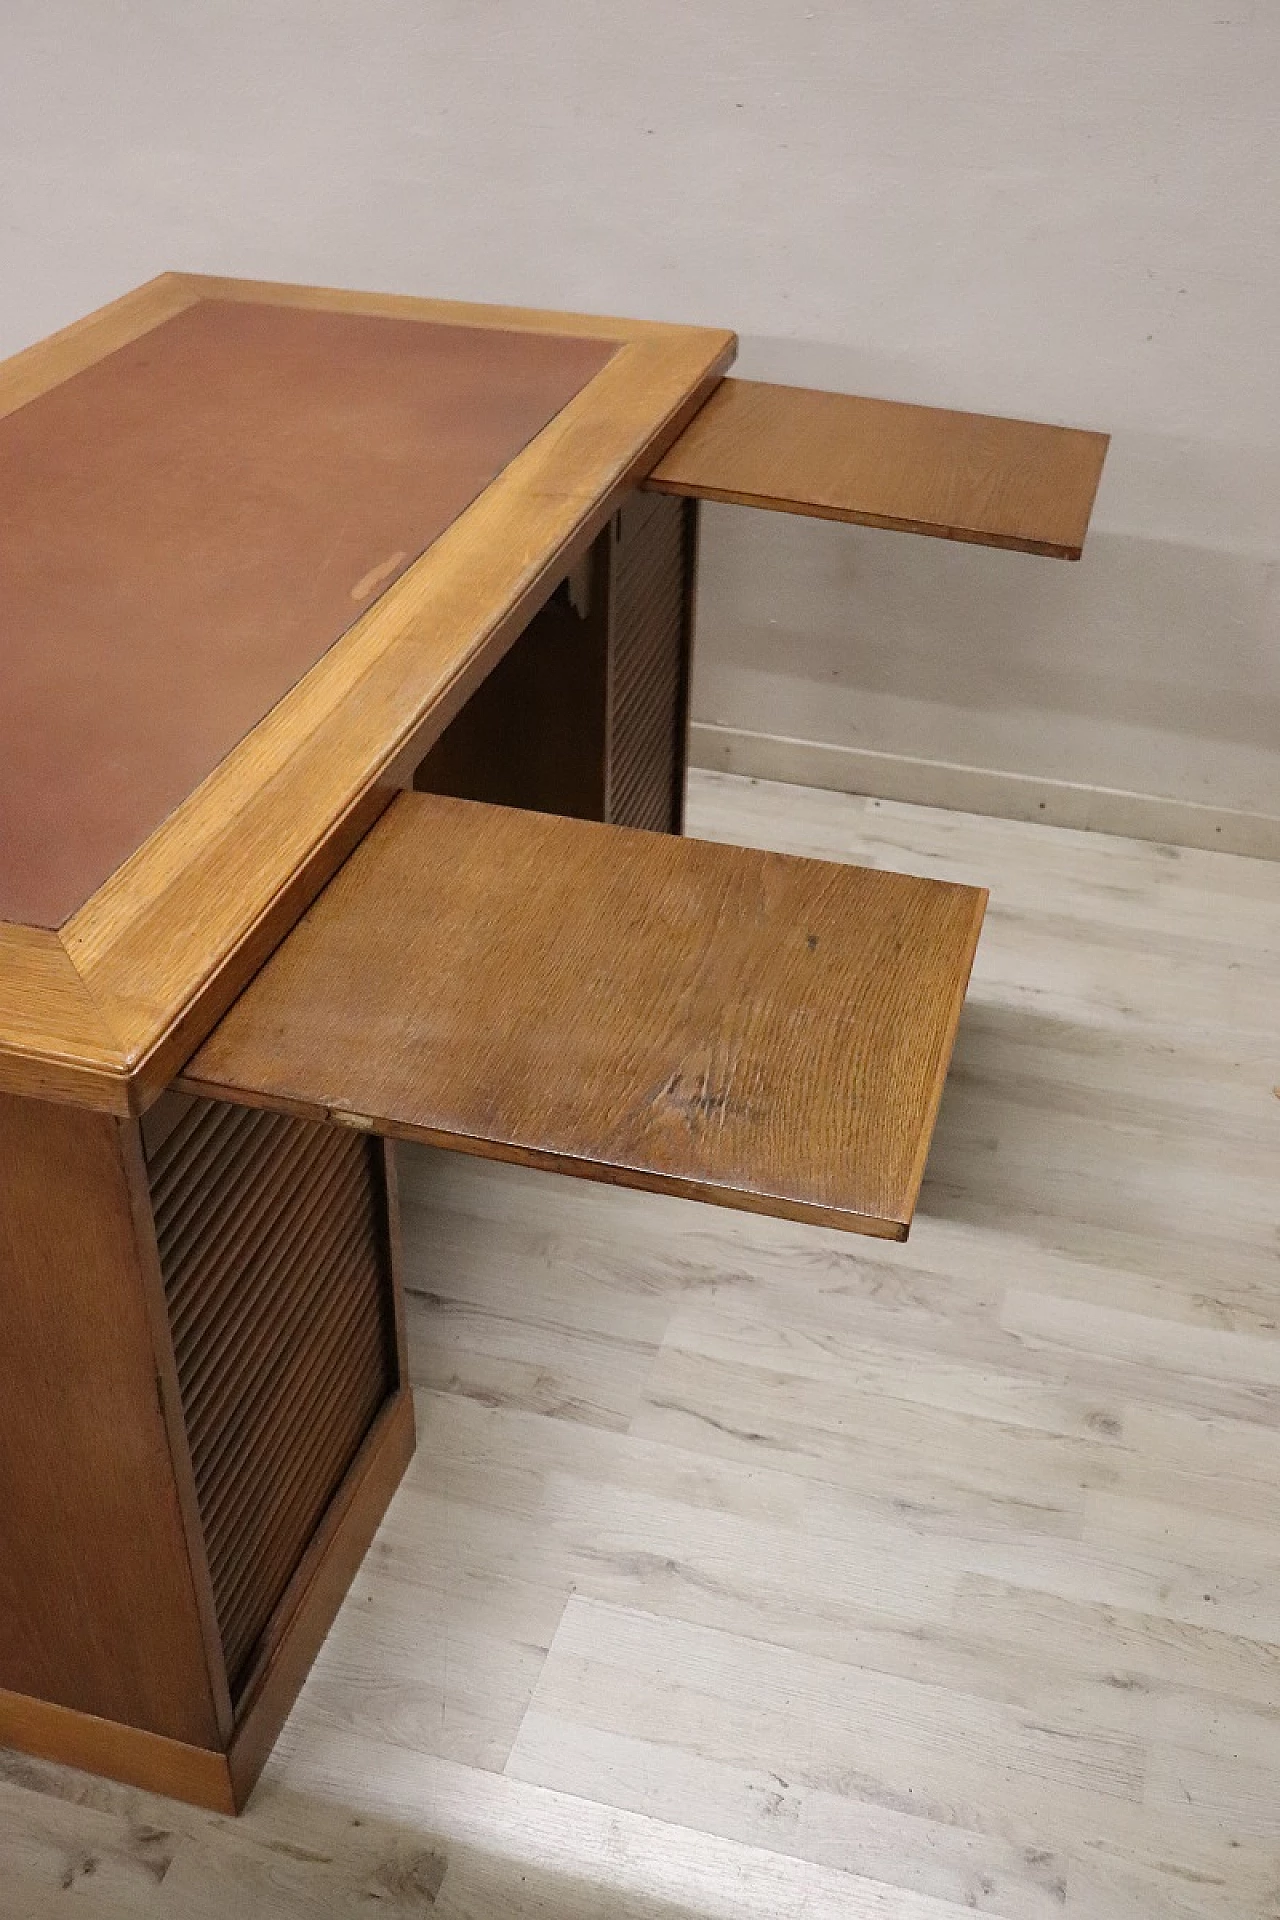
[1,297,616,929]
[0,275,735,1110]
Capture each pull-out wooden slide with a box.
[183,793,986,1241]
[648,376,1109,559]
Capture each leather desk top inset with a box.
[0,298,615,928]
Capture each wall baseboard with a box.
[689,723,1280,862]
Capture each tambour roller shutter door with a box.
[147,1097,397,1697]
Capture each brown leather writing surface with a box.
[0,298,615,928]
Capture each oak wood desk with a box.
[0,275,1107,1810]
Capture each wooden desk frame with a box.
[0,275,1102,1812]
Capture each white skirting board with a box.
[689,723,1280,862]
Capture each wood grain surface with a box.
[181,793,986,1239]
[648,376,1109,558]
[6,770,1276,1910]
[0,1688,235,1813]
[0,1094,222,1745]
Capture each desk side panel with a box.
[0,1094,222,1746]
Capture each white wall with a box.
[3,2,1277,852]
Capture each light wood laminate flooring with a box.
[4,770,1279,1918]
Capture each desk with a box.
[0,275,1106,1810]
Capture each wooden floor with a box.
[5,770,1280,1918]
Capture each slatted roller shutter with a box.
[606,492,695,833]
[146,1096,396,1697]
